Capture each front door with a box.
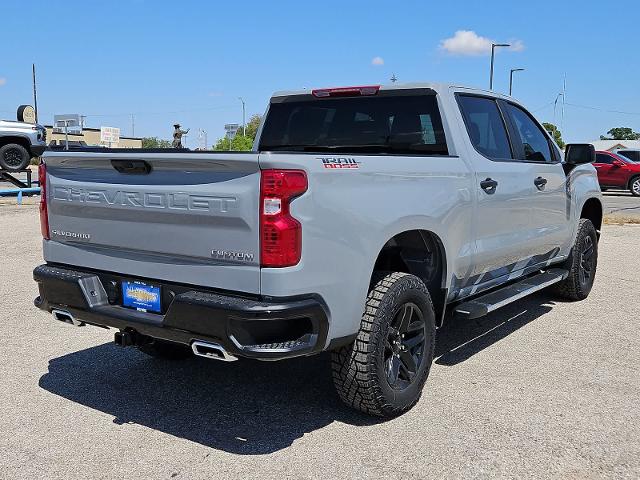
[500,101,570,259]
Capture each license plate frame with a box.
[121,280,162,313]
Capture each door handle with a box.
[480,178,498,194]
[111,159,152,174]
[534,176,548,190]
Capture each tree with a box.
[142,136,172,148]
[211,114,262,151]
[213,134,254,151]
[243,114,262,141]
[599,127,640,141]
[542,122,565,149]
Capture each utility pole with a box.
[561,74,566,134]
[489,43,510,90]
[553,93,564,126]
[131,114,135,137]
[509,68,524,96]
[238,97,246,136]
[32,64,38,123]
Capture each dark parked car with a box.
[593,150,640,196]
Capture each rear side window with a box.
[457,95,512,160]
[595,153,612,164]
[259,94,448,155]
[503,103,553,162]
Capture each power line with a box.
[82,104,237,118]
[564,102,640,117]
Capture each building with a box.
[45,126,142,148]
[589,139,640,152]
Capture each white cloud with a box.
[208,91,223,97]
[508,39,525,52]
[439,30,524,56]
[0,78,6,87]
[371,56,384,66]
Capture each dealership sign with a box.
[100,126,120,145]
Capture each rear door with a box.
[43,151,262,293]
[456,93,539,281]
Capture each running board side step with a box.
[453,268,569,320]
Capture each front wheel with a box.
[331,272,436,417]
[553,219,598,300]
[0,144,30,171]
[629,177,640,197]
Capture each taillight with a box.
[260,169,307,267]
[39,161,49,240]
[311,85,380,98]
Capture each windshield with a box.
[617,150,640,162]
[259,93,449,155]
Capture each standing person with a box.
[172,124,189,148]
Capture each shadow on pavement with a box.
[39,292,556,454]
[435,292,554,366]
[39,346,379,455]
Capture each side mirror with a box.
[565,144,596,165]
[612,159,625,167]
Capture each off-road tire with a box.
[629,176,640,197]
[138,339,193,360]
[0,143,30,171]
[553,219,598,301]
[331,272,436,417]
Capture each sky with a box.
[1,0,639,146]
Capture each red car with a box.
[593,150,640,196]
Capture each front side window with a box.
[595,153,613,164]
[504,103,553,162]
[457,95,512,160]
[259,93,448,155]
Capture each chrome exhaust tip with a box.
[191,340,238,362]
[51,309,84,327]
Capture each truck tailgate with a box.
[43,151,261,294]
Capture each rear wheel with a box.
[0,143,30,171]
[331,272,436,417]
[553,219,598,301]
[137,339,193,360]
[629,176,640,197]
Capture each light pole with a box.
[509,68,524,96]
[238,97,246,136]
[489,43,510,90]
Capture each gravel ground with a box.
[0,205,638,479]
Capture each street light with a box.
[238,97,246,137]
[489,43,511,90]
[509,68,525,96]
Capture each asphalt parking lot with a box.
[602,190,640,220]
[1,204,639,479]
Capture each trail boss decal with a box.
[318,157,361,169]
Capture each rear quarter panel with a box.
[258,151,475,343]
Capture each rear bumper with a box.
[33,264,329,360]
[30,144,46,157]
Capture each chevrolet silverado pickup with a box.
[0,119,46,171]
[34,83,603,417]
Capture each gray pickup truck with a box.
[0,119,47,171]
[34,83,602,417]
